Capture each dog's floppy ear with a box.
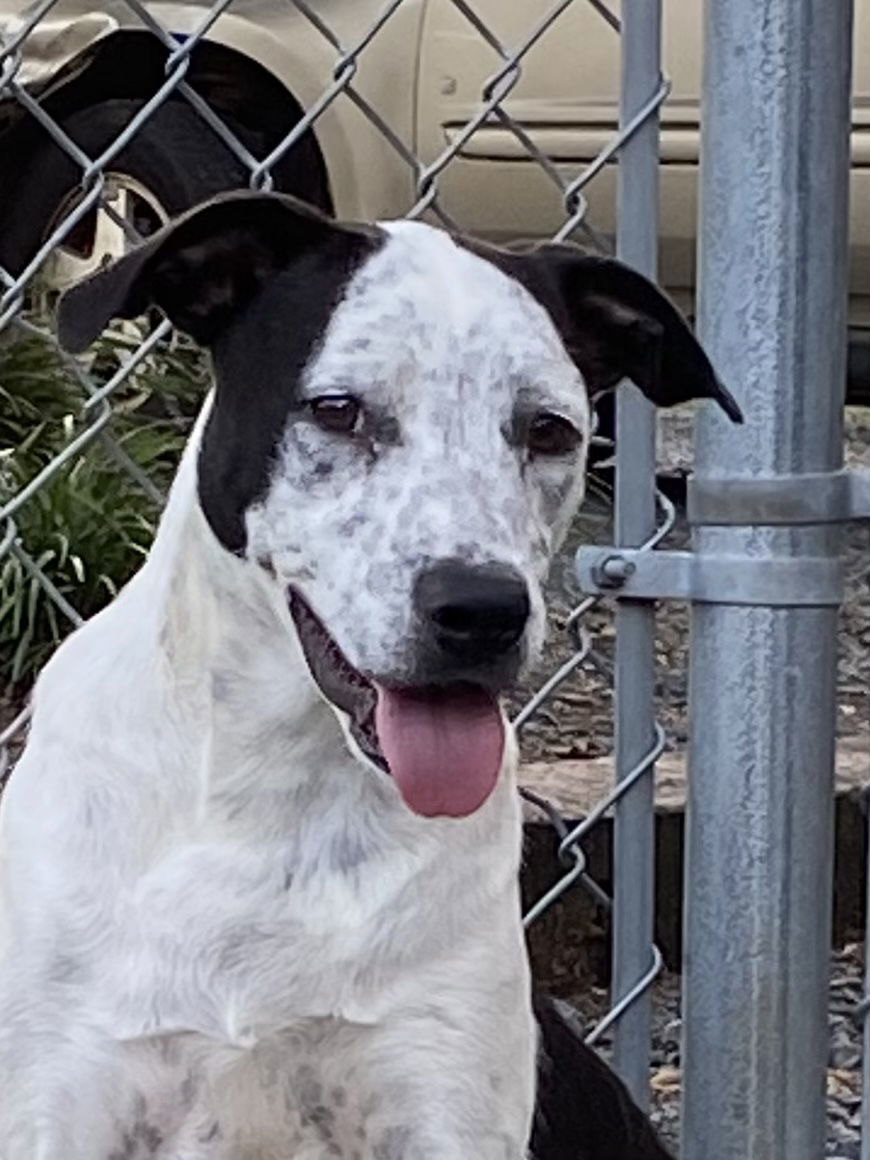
[481,242,742,423]
[57,190,368,354]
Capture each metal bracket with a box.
[581,468,867,605]
[687,469,870,526]
[576,547,844,606]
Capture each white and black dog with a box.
[0,192,739,1159]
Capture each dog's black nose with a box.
[414,562,531,665]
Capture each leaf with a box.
[0,316,204,686]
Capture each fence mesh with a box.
[1,0,864,1150]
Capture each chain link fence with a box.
[0,0,865,1156]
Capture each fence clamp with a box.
[577,468,869,606]
[576,548,844,607]
[687,468,870,526]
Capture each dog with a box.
[0,190,738,1159]
[530,995,675,1160]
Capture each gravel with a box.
[557,941,867,1156]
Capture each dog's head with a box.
[58,192,740,819]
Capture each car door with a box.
[417,0,869,324]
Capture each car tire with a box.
[0,97,318,277]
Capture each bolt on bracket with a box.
[577,547,844,607]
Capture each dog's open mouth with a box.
[289,593,505,819]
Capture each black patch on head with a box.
[531,993,674,1160]
[55,190,384,554]
[460,237,742,423]
[198,232,381,552]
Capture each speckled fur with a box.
[0,223,591,1158]
[248,222,590,687]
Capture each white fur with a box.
[0,224,591,1159]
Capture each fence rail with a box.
[0,0,866,1155]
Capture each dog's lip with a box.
[288,589,385,770]
[287,590,506,780]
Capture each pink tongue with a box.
[374,685,505,818]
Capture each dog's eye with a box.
[526,413,582,457]
[310,395,362,435]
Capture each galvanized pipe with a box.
[611,0,663,1107]
[862,807,870,1160]
[681,2,853,1158]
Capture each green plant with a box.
[0,324,208,687]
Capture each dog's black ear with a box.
[479,242,742,423]
[57,190,369,354]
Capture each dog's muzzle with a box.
[288,564,531,822]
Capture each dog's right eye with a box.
[309,395,362,435]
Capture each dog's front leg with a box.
[345,997,536,1160]
[363,1124,528,1160]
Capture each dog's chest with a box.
[88,781,515,1043]
[85,806,523,1159]
[98,844,417,1038]
[106,1027,380,1160]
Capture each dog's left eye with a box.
[526,413,582,457]
[309,395,362,435]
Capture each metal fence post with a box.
[862,804,870,1160]
[681,2,853,1158]
[611,0,662,1107]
